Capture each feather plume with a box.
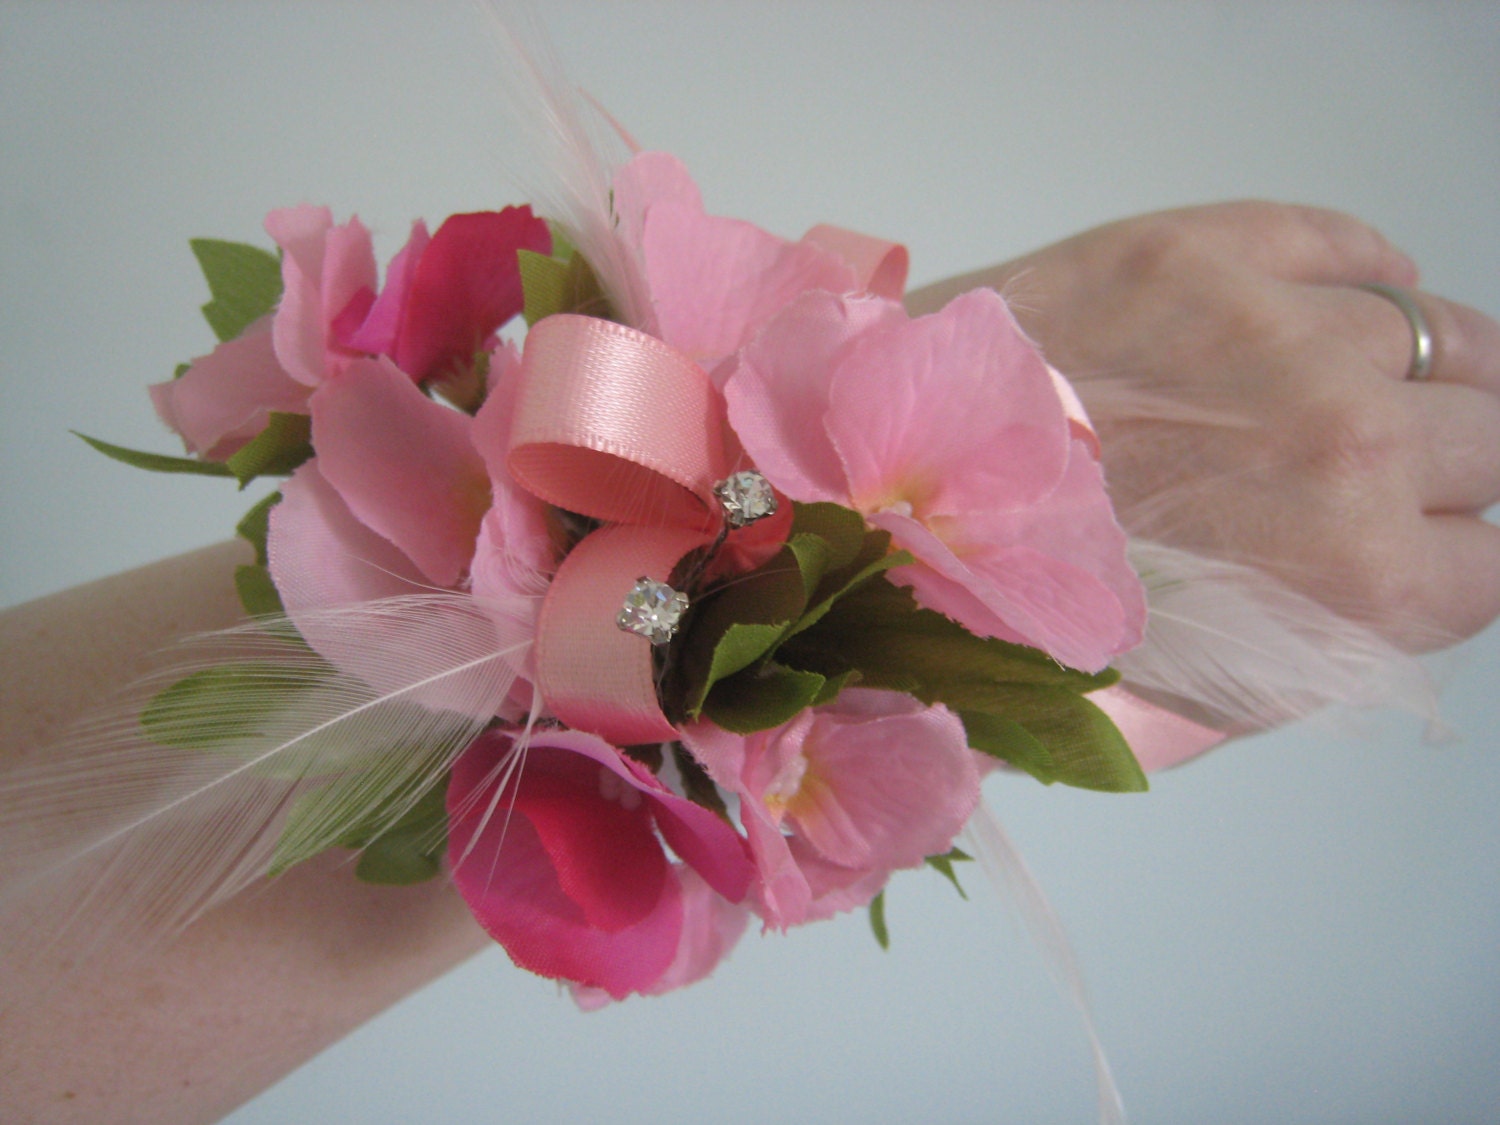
[470,0,652,329]
[1121,540,1440,736]
[0,594,530,985]
[963,803,1127,1125]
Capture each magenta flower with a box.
[447,728,754,1000]
[722,288,1145,673]
[683,690,980,929]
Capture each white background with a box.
[3,3,1498,1122]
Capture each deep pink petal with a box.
[309,358,490,587]
[393,207,550,383]
[724,291,904,503]
[448,731,682,998]
[149,319,310,459]
[344,220,431,357]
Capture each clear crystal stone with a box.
[713,470,778,528]
[616,577,690,645]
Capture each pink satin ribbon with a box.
[510,315,730,745]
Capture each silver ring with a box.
[1360,282,1435,381]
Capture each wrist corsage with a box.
[75,145,1227,1004]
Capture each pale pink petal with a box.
[149,318,310,459]
[638,866,750,996]
[309,358,490,588]
[265,206,376,385]
[828,288,1069,517]
[874,507,1131,673]
[724,291,904,503]
[782,690,978,871]
[343,219,430,357]
[612,152,858,363]
[268,459,427,613]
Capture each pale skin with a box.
[2,204,1497,1122]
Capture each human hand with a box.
[907,203,1500,652]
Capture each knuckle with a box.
[1292,395,1411,485]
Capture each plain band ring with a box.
[1361,282,1435,381]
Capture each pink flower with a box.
[722,288,1146,673]
[447,728,754,1000]
[610,152,859,368]
[152,205,548,459]
[683,690,981,929]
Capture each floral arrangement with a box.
[84,150,1223,1004]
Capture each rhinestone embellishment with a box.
[616,577,690,645]
[713,470,778,528]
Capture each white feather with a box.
[0,594,529,979]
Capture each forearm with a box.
[0,544,488,1123]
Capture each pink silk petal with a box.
[343,219,431,358]
[873,509,1129,673]
[1090,686,1227,771]
[393,207,550,383]
[535,524,710,746]
[320,216,379,356]
[447,731,682,998]
[801,223,909,300]
[266,205,336,386]
[635,866,750,996]
[268,460,428,613]
[784,693,978,872]
[309,357,489,589]
[828,288,1069,518]
[149,318,310,459]
[724,291,904,504]
[508,315,730,529]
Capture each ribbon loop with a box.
[508,315,731,530]
[537,524,710,745]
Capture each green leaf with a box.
[963,691,1148,793]
[672,539,819,720]
[234,563,284,618]
[354,830,445,884]
[788,502,866,572]
[702,662,827,734]
[960,710,1055,782]
[236,491,281,566]
[781,576,1118,704]
[140,663,321,750]
[224,412,312,487]
[74,431,234,478]
[190,238,283,342]
[518,246,610,326]
[271,775,449,881]
[869,890,890,950]
[925,847,972,900]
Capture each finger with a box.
[1408,514,1500,648]
[1181,201,1418,286]
[1405,383,1500,512]
[1353,288,1500,394]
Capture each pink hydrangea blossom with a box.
[447,728,754,1000]
[683,690,980,929]
[610,152,858,368]
[722,288,1146,673]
